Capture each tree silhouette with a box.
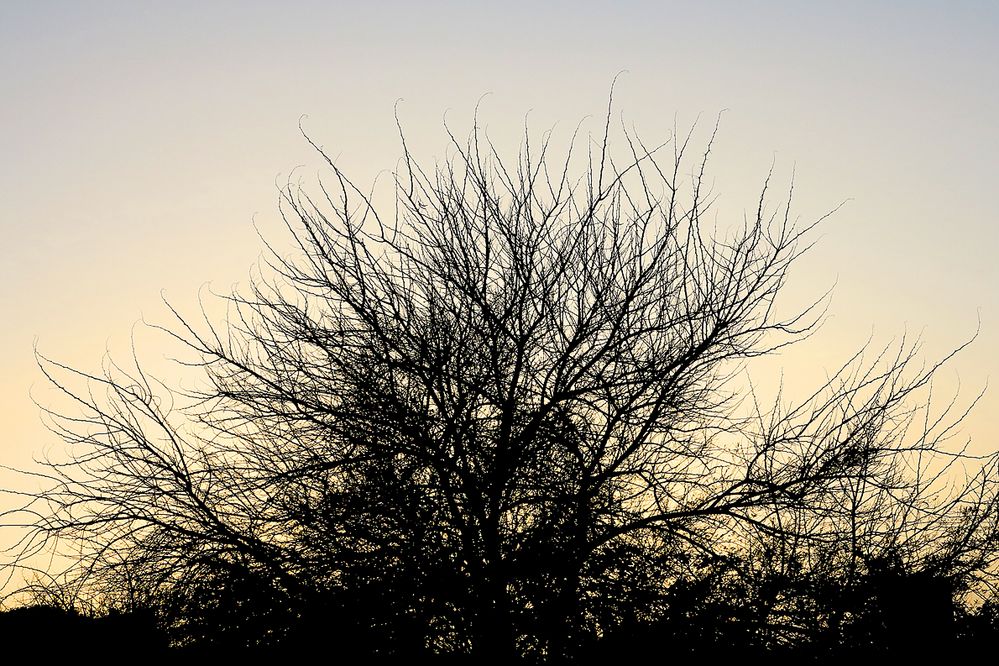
[4,96,998,660]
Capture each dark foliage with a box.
[0,605,167,656]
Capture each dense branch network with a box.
[3,101,997,658]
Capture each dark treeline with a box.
[0,605,166,655]
[4,562,999,660]
[4,100,999,661]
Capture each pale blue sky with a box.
[2,1,997,538]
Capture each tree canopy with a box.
[4,98,998,660]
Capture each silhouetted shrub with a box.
[6,96,998,660]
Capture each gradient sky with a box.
[2,1,997,554]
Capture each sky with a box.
[1,1,997,557]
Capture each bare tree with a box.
[4,96,997,659]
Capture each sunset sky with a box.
[2,0,997,556]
